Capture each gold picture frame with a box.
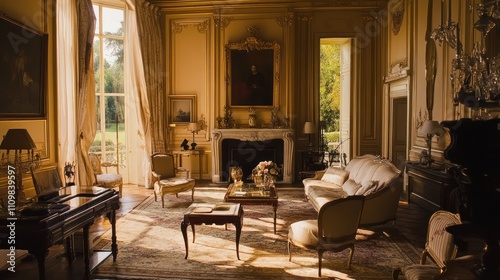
[226,36,280,108]
[168,95,196,125]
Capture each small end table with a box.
[181,202,243,259]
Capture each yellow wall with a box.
[0,0,57,199]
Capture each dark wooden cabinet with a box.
[404,162,458,213]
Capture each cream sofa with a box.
[303,154,403,226]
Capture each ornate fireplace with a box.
[211,128,294,183]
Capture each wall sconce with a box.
[187,122,199,150]
[0,129,41,205]
[421,120,444,168]
[303,121,316,148]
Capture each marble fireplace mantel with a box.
[211,128,295,183]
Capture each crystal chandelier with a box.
[433,0,500,110]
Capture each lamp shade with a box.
[0,129,36,150]
[188,122,199,132]
[303,122,316,134]
[421,120,443,136]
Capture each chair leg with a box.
[161,193,165,208]
[287,240,292,261]
[318,250,324,277]
[191,188,195,201]
[347,246,354,269]
[154,191,158,202]
[392,268,401,279]
[119,184,123,198]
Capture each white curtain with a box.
[56,0,77,174]
[124,0,152,188]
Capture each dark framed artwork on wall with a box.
[0,14,48,119]
[168,95,196,125]
[226,34,280,108]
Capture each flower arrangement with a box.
[252,161,281,182]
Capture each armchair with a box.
[89,153,123,197]
[288,195,365,277]
[392,210,479,279]
[151,152,195,208]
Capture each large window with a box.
[91,3,125,175]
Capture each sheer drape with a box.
[124,1,152,188]
[56,0,77,172]
[135,0,167,154]
[75,0,97,186]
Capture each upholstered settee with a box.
[303,154,403,226]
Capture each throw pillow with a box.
[321,167,349,186]
[355,180,379,195]
[342,179,362,195]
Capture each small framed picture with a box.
[168,95,196,124]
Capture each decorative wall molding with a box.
[214,14,231,28]
[388,0,404,35]
[277,13,294,27]
[295,12,313,22]
[171,19,210,34]
[385,58,409,82]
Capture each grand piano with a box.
[0,185,120,280]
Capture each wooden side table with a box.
[172,149,204,180]
[181,202,243,259]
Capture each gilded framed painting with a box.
[226,36,280,108]
[0,14,47,119]
[168,95,196,125]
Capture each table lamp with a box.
[421,120,444,168]
[303,121,316,148]
[187,122,199,150]
[0,128,41,204]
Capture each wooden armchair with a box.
[288,195,365,276]
[89,153,123,197]
[151,152,195,208]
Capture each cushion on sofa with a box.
[342,179,362,195]
[355,180,379,195]
[308,186,348,211]
[321,167,349,185]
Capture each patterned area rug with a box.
[94,187,420,279]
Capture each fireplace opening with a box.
[221,139,284,182]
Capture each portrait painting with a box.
[226,35,280,108]
[0,14,47,119]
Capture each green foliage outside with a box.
[320,44,341,134]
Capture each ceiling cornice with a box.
[145,0,389,12]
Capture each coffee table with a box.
[181,202,243,259]
[224,182,279,234]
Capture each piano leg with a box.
[32,249,47,280]
[65,234,75,264]
[109,209,118,261]
[83,223,91,279]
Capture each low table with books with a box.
[224,182,279,234]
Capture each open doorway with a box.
[319,38,351,166]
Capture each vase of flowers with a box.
[252,161,280,188]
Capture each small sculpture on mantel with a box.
[270,106,288,129]
[217,106,236,129]
[248,107,257,127]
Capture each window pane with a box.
[93,5,100,34]
[102,7,124,36]
[103,38,124,93]
[104,96,125,167]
